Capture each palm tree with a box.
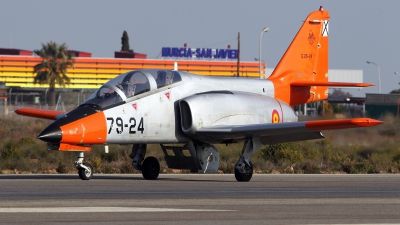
[33,41,74,106]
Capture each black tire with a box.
[78,168,84,180]
[141,157,160,180]
[234,162,253,182]
[78,163,93,180]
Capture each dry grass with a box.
[1,114,399,174]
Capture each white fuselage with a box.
[102,71,298,144]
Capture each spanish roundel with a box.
[272,109,280,123]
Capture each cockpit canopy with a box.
[82,69,182,109]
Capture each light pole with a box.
[395,71,400,85]
[366,61,381,94]
[259,27,269,79]
[255,57,266,76]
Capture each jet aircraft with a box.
[16,7,383,182]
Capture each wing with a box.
[290,81,373,87]
[195,118,383,145]
[15,108,66,120]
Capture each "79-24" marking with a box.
[107,117,144,134]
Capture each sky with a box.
[1,0,399,97]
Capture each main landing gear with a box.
[75,152,93,180]
[130,144,160,180]
[234,137,260,182]
[141,156,160,180]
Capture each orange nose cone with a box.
[60,111,107,144]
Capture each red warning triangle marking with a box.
[165,92,170,99]
[132,103,137,110]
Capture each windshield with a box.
[82,71,150,109]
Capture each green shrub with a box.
[392,149,400,163]
[260,142,304,165]
[104,165,116,174]
[89,156,102,173]
[18,137,36,145]
[342,162,355,174]
[119,151,136,173]
[354,159,376,174]
[1,140,23,159]
[302,161,321,174]
[56,161,68,174]
[378,128,396,137]
[101,149,122,162]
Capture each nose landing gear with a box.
[75,152,93,180]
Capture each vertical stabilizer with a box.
[268,7,330,107]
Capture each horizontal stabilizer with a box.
[15,108,65,120]
[291,81,373,87]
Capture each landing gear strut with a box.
[75,152,93,180]
[130,144,160,180]
[234,137,261,182]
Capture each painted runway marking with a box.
[0,207,234,213]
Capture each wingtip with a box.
[350,118,384,127]
[305,117,384,130]
[14,108,23,115]
[357,83,374,87]
[14,107,65,120]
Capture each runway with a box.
[0,174,400,224]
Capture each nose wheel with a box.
[78,163,93,180]
[74,152,93,180]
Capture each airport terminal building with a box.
[0,46,365,115]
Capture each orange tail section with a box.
[268,7,330,106]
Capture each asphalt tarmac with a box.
[0,174,399,224]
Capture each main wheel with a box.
[78,163,93,180]
[234,162,253,182]
[141,157,160,180]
